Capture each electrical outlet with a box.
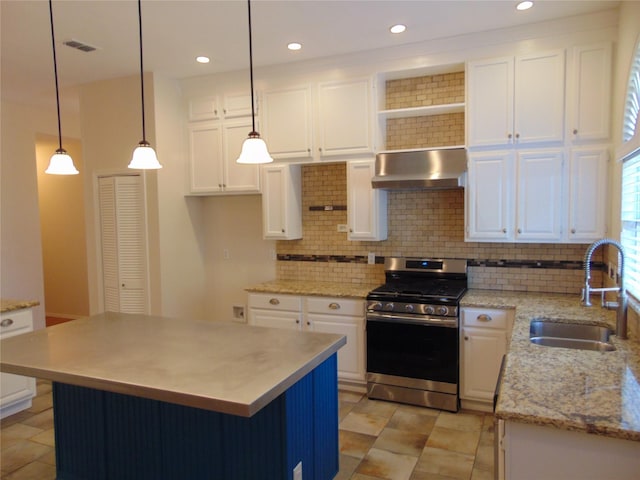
[367,252,375,265]
[232,305,245,322]
[293,461,302,480]
[337,224,348,232]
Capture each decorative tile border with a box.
[276,254,605,271]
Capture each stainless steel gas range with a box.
[366,257,468,412]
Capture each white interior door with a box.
[98,175,148,314]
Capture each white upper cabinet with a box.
[515,149,564,242]
[261,164,302,240]
[188,93,253,122]
[317,78,374,157]
[466,151,513,241]
[262,85,313,160]
[188,96,220,122]
[347,159,387,241]
[567,146,609,241]
[567,43,612,142]
[467,49,565,147]
[187,119,260,195]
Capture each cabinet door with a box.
[188,96,219,121]
[222,92,253,118]
[567,146,608,241]
[262,86,313,159]
[318,78,373,157]
[188,122,224,193]
[307,314,365,382]
[568,43,612,142]
[460,326,507,401]
[515,50,565,145]
[261,164,302,239]
[0,309,36,417]
[249,309,301,330]
[466,151,513,241]
[466,56,514,147]
[347,159,387,241]
[222,119,261,193]
[516,149,563,241]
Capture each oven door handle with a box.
[366,312,458,328]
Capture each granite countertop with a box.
[462,289,640,442]
[246,280,378,299]
[1,299,40,313]
[0,312,345,417]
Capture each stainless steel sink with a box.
[529,320,616,352]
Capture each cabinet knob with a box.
[515,133,520,139]
[329,302,340,310]
[464,336,469,341]
[318,147,322,152]
[296,319,300,324]
[517,228,522,234]
[223,109,227,114]
[571,228,576,234]
[281,228,285,233]
[218,184,223,188]
[1,318,14,327]
[307,148,311,153]
[306,321,311,326]
[269,298,280,305]
[121,283,125,287]
[214,109,218,115]
[502,228,507,234]
[507,133,512,139]
[573,129,578,135]
[477,314,492,322]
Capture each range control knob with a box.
[437,306,449,316]
[404,304,414,312]
[383,303,395,311]
[425,306,435,315]
[370,302,383,311]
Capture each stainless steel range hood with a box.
[372,148,467,190]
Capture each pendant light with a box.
[45,0,79,175]
[128,0,162,169]
[236,0,273,164]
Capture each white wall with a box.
[0,100,80,330]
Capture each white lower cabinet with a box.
[248,293,366,387]
[0,308,36,419]
[460,307,514,411]
[499,420,640,480]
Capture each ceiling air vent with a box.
[63,39,97,53]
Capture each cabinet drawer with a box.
[306,297,364,316]
[462,308,511,329]
[248,293,301,311]
[0,309,33,338]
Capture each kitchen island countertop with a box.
[461,289,640,442]
[0,311,346,417]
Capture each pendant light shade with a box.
[128,0,162,170]
[45,148,79,175]
[236,0,273,165]
[45,0,79,175]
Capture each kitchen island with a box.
[0,312,346,480]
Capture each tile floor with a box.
[0,381,493,480]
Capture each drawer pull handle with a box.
[329,303,340,310]
[1,318,14,327]
[477,314,492,322]
[269,298,280,305]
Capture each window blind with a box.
[621,151,640,299]
[623,42,640,143]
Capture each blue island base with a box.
[53,354,339,480]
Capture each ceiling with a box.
[1,0,618,107]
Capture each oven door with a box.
[366,312,459,385]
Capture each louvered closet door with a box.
[98,175,148,314]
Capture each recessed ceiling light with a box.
[390,24,406,34]
[196,56,210,64]
[287,42,302,51]
[516,1,533,11]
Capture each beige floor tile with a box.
[410,471,463,480]
[26,394,52,415]
[413,446,475,479]
[435,411,484,433]
[426,425,481,455]
[386,408,437,435]
[340,411,390,436]
[339,391,365,404]
[373,427,429,457]
[473,443,494,471]
[352,398,398,419]
[30,428,55,447]
[340,430,378,459]
[2,460,56,480]
[0,440,52,476]
[356,447,419,480]
[351,474,387,480]
[340,400,358,422]
[335,454,362,480]
[470,466,494,480]
[22,408,54,431]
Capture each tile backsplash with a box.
[275,163,603,294]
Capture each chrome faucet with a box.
[581,238,628,339]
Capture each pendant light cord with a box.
[137,0,147,143]
[48,0,63,151]
[247,0,256,133]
